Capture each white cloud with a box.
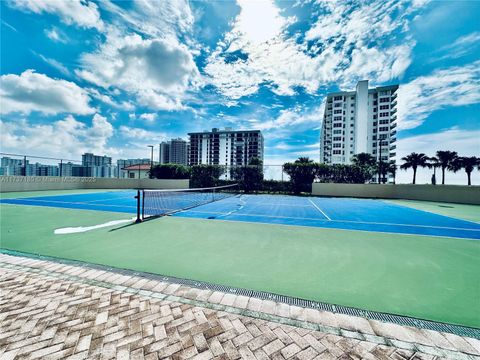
[0,114,115,159]
[87,88,134,111]
[396,128,480,185]
[76,29,199,110]
[139,113,157,122]
[9,0,103,30]
[205,0,423,100]
[0,70,95,115]
[397,61,480,129]
[99,0,193,39]
[33,52,71,76]
[44,27,69,43]
[433,31,480,62]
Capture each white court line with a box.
[171,217,479,241]
[54,217,136,234]
[180,209,480,232]
[2,198,136,209]
[308,198,331,220]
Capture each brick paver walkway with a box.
[0,254,479,359]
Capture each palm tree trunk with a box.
[413,167,417,184]
[442,167,445,185]
[467,171,471,186]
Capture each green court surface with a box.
[386,199,480,223]
[1,193,479,329]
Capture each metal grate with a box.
[1,249,479,340]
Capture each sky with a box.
[0,0,479,184]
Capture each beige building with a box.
[122,164,151,179]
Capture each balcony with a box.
[390,108,397,114]
[390,145,396,150]
[391,123,397,129]
[391,100,397,107]
[391,137,396,143]
[391,92,397,100]
[389,152,396,157]
[390,115,397,122]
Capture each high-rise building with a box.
[188,128,264,167]
[319,80,398,165]
[159,142,170,164]
[81,153,113,178]
[159,138,188,165]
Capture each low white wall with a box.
[0,176,189,193]
[311,183,480,205]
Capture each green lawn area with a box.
[1,202,479,328]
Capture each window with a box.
[333,137,342,141]
[334,103,342,107]
[379,126,389,132]
[333,129,342,134]
[333,123,342,128]
[380,105,389,110]
[379,97,390,103]
[129,172,135,179]
[333,143,342,148]
[334,116,342,120]
[334,109,342,114]
[334,96,343,101]
[379,112,389,117]
[379,119,389,124]
[333,150,341,154]
[373,122,377,126]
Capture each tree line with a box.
[149,151,478,194]
[400,151,479,185]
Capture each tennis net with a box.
[138,183,239,221]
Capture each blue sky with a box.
[1,0,479,183]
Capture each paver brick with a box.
[0,254,474,360]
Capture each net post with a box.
[135,190,142,223]
[142,190,145,220]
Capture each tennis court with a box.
[1,189,479,239]
[1,188,479,329]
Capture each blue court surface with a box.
[2,191,479,240]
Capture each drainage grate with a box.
[1,249,479,340]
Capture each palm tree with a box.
[295,157,314,164]
[351,153,377,182]
[451,157,479,186]
[351,153,377,168]
[376,160,396,184]
[400,153,430,184]
[387,160,397,184]
[435,151,458,185]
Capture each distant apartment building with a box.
[81,153,113,178]
[188,128,264,171]
[116,158,150,178]
[159,138,188,165]
[159,142,170,164]
[319,80,398,165]
[0,157,24,175]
